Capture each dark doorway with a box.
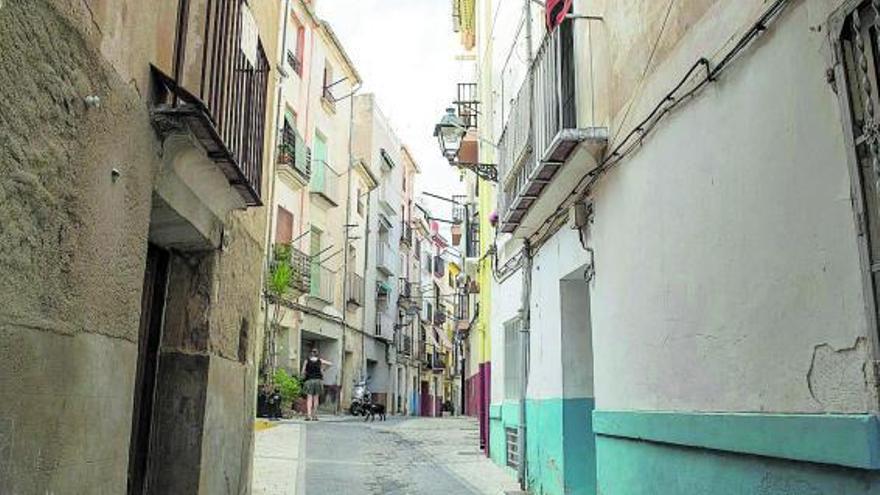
[128,244,170,494]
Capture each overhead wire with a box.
[525,0,793,252]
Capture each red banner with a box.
[546,0,572,30]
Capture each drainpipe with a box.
[518,240,532,489]
[337,81,363,415]
[518,0,535,488]
[261,0,292,381]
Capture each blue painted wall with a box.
[594,411,880,494]
[526,398,596,495]
[489,401,520,475]
[596,436,880,495]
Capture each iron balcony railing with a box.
[150,0,269,207]
[272,244,310,295]
[309,160,340,206]
[497,18,579,233]
[286,49,302,76]
[309,264,336,303]
[289,247,311,294]
[400,334,413,355]
[398,278,412,300]
[278,124,310,180]
[377,242,395,275]
[346,272,364,306]
[455,82,480,129]
[400,223,413,246]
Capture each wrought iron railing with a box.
[150,0,269,207]
[497,18,577,229]
[400,223,413,245]
[309,160,340,205]
[310,264,336,303]
[287,50,302,76]
[400,334,413,355]
[377,242,395,274]
[455,82,480,129]
[346,272,364,306]
[398,278,412,300]
[289,247,311,294]
[278,124,310,179]
[272,244,310,295]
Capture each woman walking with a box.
[301,348,332,421]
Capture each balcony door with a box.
[309,227,322,296]
[312,132,327,191]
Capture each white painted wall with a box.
[490,269,523,405]
[586,1,876,414]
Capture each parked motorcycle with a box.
[349,378,372,416]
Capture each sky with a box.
[316,0,469,222]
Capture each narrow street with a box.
[254,417,520,495]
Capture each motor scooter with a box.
[349,377,372,416]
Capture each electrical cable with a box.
[525,0,792,252]
[610,0,678,146]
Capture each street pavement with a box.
[285,415,519,495]
[253,420,305,495]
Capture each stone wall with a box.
[0,0,272,492]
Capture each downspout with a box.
[519,0,534,488]
[337,81,363,415]
[518,241,532,489]
[261,0,292,380]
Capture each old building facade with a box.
[446,0,880,493]
[1,0,280,492]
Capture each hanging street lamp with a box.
[433,108,498,183]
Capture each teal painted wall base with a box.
[526,398,596,495]
[488,398,597,494]
[596,436,880,495]
[489,401,520,476]
[594,410,880,495]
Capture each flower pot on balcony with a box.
[451,224,462,246]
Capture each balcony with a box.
[400,223,413,246]
[287,50,302,77]
[309,160,340,206]
[149,0,268,208]
[309,264,336,304]
[289,247,311,295]
[397,278,415,309]
[400,334,413,356]
[271,244,311,296]
[277,124,310,187]
[376,242,395,276]
[346,272,364,306]
[497,18,608,236]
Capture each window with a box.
[505,427,520,469]
[836,3,880,338]
[357,187,364,216]
[504,318,522,401]
[322,61,334,102]
[275,206,294,244]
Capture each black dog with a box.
[363,402,386,422]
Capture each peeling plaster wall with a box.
[589,0,877,414]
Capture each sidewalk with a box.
[253,420,305,495]
[390,417,521,495]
